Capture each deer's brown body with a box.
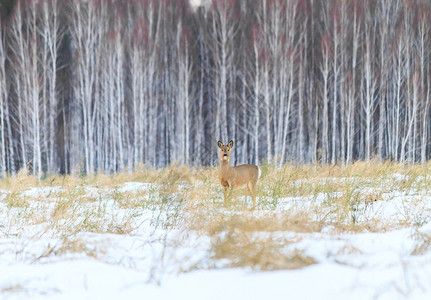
[218,140,260,206]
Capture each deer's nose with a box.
[223,153,227,157]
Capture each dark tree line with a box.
[1,0,431,175]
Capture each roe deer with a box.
[218,140,261,206]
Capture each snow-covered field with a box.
[2,171,431,299]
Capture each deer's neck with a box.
[220,160,231,175]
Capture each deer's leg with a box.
[227,181,234,203]
[223,186,228,204]
[247,182,252,203]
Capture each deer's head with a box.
[218,140,233,161]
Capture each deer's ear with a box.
[217,141,223,149]
[227,140,234,148]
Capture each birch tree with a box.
[70,0,102,173]
[210,0,238,146]
[0,19,7,176]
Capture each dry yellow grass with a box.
[412,230,431,255]
[2,161,431,270]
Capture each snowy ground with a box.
[1,175,431,299]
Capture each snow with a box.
[2,180,431,299]
[116,182,154,193]
[21,187,63,198]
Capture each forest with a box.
[0,0,431,175]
